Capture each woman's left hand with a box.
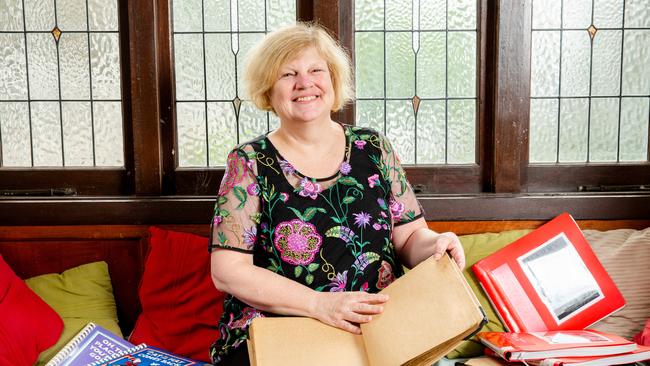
[430,232,465,269]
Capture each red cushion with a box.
[129,227,224,362]
[0,254,63,366]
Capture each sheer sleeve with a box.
[378,133,424,226]
[208,145,261,253]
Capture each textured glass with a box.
[355,0,384,30]
[204,0,230,32]
[269,113,280,131]
[0,102,31,166]
[560,31,591,97]
[58,0,87,31]
[386,32,415,98]
[619,97,649,162]
[24,0,55,31]
[420,0,445,30]
[531,31,561,97]
[88,0,118,31]
[177,102,207,167]
[386,0,411,31]
[558,98,588,162]
[61,102,93,166]
[529,98,559,163]
[238,0,265,32]
[447,99,475,164]
[93,101,123,166]
[589,98,619,162]
[205,34,236,100]
[1,0,24,31]
[416,100,446,163]
[31,101,62,166]
[621,30,650,96]
[532,0,561,29]
[237,33,264,97]
[355,32,384,98]
[593,0,623,28]
[562,0,591,29]
[448,32,476,98]
[386,100,415,164]
[625,0,650,28]
[90,33,121,100]
[0,34,28,100]
[355,100,385,134]
[267,0,295,31]
[174,34,205,101]
[207,102,237,166]
[27,33,58,100]
[238,100,267,143]
[417,32,445,98]
[60,33,91,100]
[173,0,202,32]
[448,0,476,30]
[591,30,622,97]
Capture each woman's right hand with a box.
[310,291,389,334]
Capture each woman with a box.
[209,22,465,365]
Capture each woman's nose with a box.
[295,73,314,89]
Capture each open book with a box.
[472,212,624,332]
[247,254,487,366]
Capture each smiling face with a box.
[269,47,335,125]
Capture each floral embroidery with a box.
[279,192,289,202]
[389,198,405,221]
[219,152,248,196]
[242,226,257,249]
[354,140,366,149]
[297,178,322,199]
[273,219,323,265]
[247,183,260,196]
[340,161,351,175]
[376,261,395,289]
[279,159,295,175]
[228,307,264,329]
[353,211,372,228]
[327,270,348,292]
[368,174,380,188]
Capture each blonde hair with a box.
[243,22,354,113]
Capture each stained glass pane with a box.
[173,0,202,32]
[448,31,476,98]
[267,0,295,31]
[204,0,230,32]
[0,102,31,166]
[205,34,236,100]
[27,33,58,100]
[31,101,62,166]
[593,0,623,28]
[530,98,558,163]
[355,32,384,98]
[591,30,621,97]
[90,33,121,100]
[386,0,411,31]
[417,32,445,98]
[207,102,237,166]
[558,98,588,162]
[625,0,650,28]
[60,33,91,100]
[355,100,384,134]
[88,0,118,31]
[589,98,619,162]
[24,0,55,31]
[448,0,476,30]
[0,34,28,100]
[532,0,561,29]
[619,97,649,162]
[420,0,445,30]
[355,0,384,30]
[62,102,93,166]
[386,32,415,98]
[93,101,123,166]
[177,102,207,167]
[560,31,591,97]
[386,100,415,164]
[621,30,650,96]
[58,0,87,31]
[417,100,445,163]
[562,0,591,29]
[238,100,268,142]
[174,34,205,101]
[531,31,560,97]
[447,99,475,164]
[239,0,266,32]
[237,33,265,96]
[1,0,24,31]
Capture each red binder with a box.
[472,212,624,332]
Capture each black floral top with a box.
[208,124,423,363]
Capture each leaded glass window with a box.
[0,0,123,167]
[172,0,295,167]
[530,0,649,163]
[355,0,478,165]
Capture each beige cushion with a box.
[585,228,650,339]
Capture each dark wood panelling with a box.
[527,165,650,192]
[0,170,128,196]
[428,219,650,236]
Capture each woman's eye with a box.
[281,72,293,78]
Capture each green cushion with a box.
[446,229,532,359]
[24,261,123,365]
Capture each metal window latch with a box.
[578,184,649,192]
[412,184,427,194]
[0,188,77,196]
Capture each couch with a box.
[1,219,649,365]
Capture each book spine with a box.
[472,264,522,332]
[45,323,97,366]
[87,343,148,366]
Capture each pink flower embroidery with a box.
[389,198,405,220]
[368,174,380,188]
[354,140,367,150]
[219,152,248,196]
[247,183,260,196]
[273,219,323,265]
[298,178,322,200]
[279,192,289,202]
[228,307,264,329]
[328,271,348,292]
[376,261,395,289]
[242,226,257,249]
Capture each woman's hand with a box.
[431,232,465,269]
[311,291,389,334]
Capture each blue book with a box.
[90,344,209,366]
[46,322,135,366]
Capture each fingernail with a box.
[434,253,442,259]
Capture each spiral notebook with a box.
[45,322,135,366]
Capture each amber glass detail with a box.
[51,26,62,43]
[233,97,241,118]
[587,24,598,40]
[412,95,421,115]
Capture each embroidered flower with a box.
[213,215,223,226]
[328,271,348,292]
[273,219,323,265]
[389,198,405,220]
[219,152,248,196]
[339,161,351,175]
[376,261,395,289]
[247,183,260,196]
[228,307,264,329]
[361,282,369,292]
[353,211,372,228]
[298,178,322,200]
[242,226,257,249]
[279,159,295,175]
[377,198,387,209]
[279,192,289,202]
[372,223,382,231]
[367,174,380,188]
[354,140,367,150]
